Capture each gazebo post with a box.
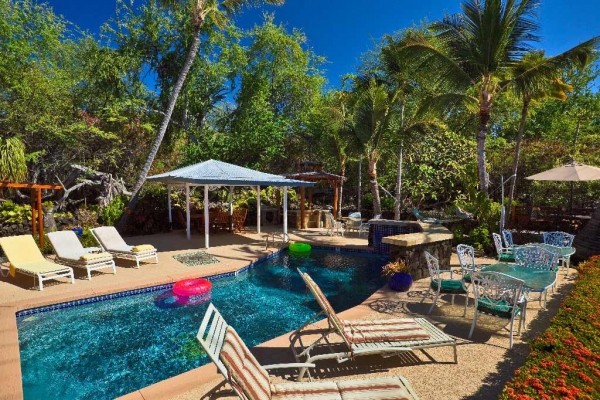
[37,188,44,248]
[167,185,172,229]
[256,186,261,234]
[283,186,288,237]
[308,188,313,210]
[185,184,191,240]
[204,185,209,248]
[333,181,339,218]
[30,189,37,238]
[300,186,306,229]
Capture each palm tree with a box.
[321,90,362,216]
[353,78,401,216]
[395,0,599,195]
[121,0,284,228]
[506,51,573,216]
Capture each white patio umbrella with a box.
[526,162,600,182]
[526,162,600,212]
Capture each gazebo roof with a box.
[147,159,314,187]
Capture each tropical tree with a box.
[0,137,27,182]
[123,0,284,225]
[394,0,599,195]
[353,78,402,216]
[319,90,362,215]
[506,51,573,214]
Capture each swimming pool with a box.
[17,248,387,400]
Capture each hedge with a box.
[500,256,600,400]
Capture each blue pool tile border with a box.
[16,245,382,317]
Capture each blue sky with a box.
[48,0,600,88]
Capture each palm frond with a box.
[508,37,599,95]
[417,92,478,116]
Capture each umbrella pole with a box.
[569,181,574,215]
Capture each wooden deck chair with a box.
[47,230,116,280]
[198,303,421,400]
[232,208,248,232]
[90,226,158,268]
[289,270,457,380]
[0,235,74,290]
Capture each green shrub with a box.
[0,200,31,223]
[500,256,600,400]
[99,196,125,226]
[469,226,492,252]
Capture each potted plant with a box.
[382,259,413,292]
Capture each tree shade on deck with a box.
[147,160,313,248]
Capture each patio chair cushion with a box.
[499,253,515,262]
[336,377,413,400]
[476,298,515,319]
[80,252,112,261]
[131,244,156,253]
[0,235,48,277]
[271,377,413,400]
[342,319,430,343]
[272,381,341,400]
[219,326,271,400]
[430,279,466,294]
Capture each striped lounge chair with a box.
[289,270,457,380]
[197,303,420,400]
[90,226,158,268]
[47,230,116,280]
[0,235,74,290]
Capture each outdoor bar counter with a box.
[373,220,454,279]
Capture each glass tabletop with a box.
[514,243,575,258]
[481,263,557,291]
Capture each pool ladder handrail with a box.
[265,233,289,250]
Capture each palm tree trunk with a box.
[368,155,382,216]
[338,157,346,216]
[118,26,202,230]
[357,158,362,212]
[507,98,530,222]
[477,93,492,194]
[394,143,403,220]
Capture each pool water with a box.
[17,249,387,400]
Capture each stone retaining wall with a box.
[382,222,454,280]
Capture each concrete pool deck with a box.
[0,227,575,400]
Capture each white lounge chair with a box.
[47,230,116,279]
[198,303,421,400]
[90,226,158,268]
[0,235,74,290]
[290,270,457,380]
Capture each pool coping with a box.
[4,244,382,400]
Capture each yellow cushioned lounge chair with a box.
[198,303,420,400]
[47,230,116,280]
[0,235,74,290]
[90,226,158,268]
[289,270,457,380]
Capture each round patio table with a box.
[481,263,557,292]
[514,243,575,258]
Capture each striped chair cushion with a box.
[337,377,412,400]
[272,381,342,400]
[219,326,271,400]
[272,378,412,400]
[342,318,430,344]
